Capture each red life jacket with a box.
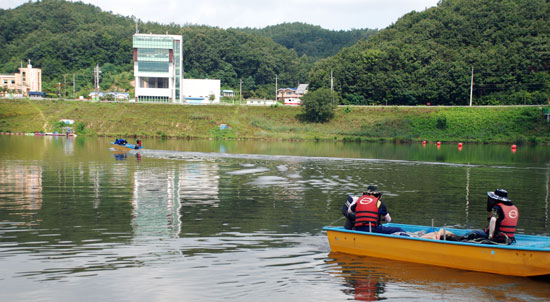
[495,203,519,240]
[354,195,381,228]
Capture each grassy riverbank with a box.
[1,99,550,144]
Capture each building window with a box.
[139,77,169,88]
[138,61,169,73]
[138,48,170,61]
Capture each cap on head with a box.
[367,185,378,192]
[364,185,381,197]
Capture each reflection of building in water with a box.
[178,162,220,206]
[63,137,74,155]
[88,163,104,209]
[0,164,43,215]
[131,162,220,237]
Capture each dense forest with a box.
[309,0,550,105]
[1,0,549,105]
[239,22,378,62]
[0,0,370,98]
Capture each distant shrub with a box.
[299,88,337,123]
[75,122,86,134]
[436,116,447,130]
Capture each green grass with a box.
[1,99,550,144]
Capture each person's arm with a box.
[488,208,499,239]
[347,196,358,215]
[378,201,391,222]
[488,216,497,239]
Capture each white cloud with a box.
[1,0,440,30]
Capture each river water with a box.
[1,135,550,301]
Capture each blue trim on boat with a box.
[323,223,550,251]
[110,142,144,150]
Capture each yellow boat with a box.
[324,223,550,277]
[110,139,143,151]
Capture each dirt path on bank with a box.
[26,99,48,132]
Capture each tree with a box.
[299,88,337,123]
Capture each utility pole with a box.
[275,74,278,103]
[239,78,242,103]
[94,64,101,100]
[469,66,474,107]
[330,70,334,93]
[63,74,66,98]
[73,74,75,98]
[330,70,335,106]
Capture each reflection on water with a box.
[0,164,43,216]
[131,162,220,237]
[1,136,550,301]
[327,252,550,301]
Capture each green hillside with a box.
[239,22,378,62]
[0,1,374,99]
[309,0,550,106]
[0,1,312,98]
[1,0,548,106]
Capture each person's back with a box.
[349,185,405,234]
[465,189,518,244]
[485,189,518,243]
[354,193,382,231]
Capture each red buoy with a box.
[458,143,463,147]
[436,142,441,146]
[422,140,426,145]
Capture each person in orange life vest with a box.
[348,185,405,234]
[466,189,519,244]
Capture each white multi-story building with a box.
[133,34,182,103]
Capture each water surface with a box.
[1,135,549,301]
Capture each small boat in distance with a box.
[324,223,550,277]
[111,138,143,151]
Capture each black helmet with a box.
[486,189,511,211]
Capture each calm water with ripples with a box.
[1,135,550,301]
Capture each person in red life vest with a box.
[347,185,405,234]
[465,189,519,244]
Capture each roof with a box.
[296,84,309,94]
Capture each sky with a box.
[1,0,440,30]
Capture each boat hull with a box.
[324,224,550,277]
[110,142,143,151]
